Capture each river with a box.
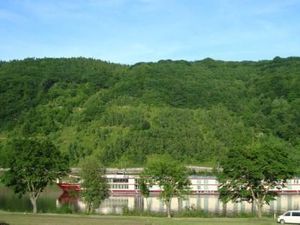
[1,185,300,214]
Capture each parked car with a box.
[277,210,300,224]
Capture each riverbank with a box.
[0,211,276,225]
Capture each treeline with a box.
[0,57,299,168]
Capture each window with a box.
[110,184,129,189]
[292,212,300,216]
[285,212,291,216]
[113,178,129,183]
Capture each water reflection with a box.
[1,186,300,214]
[0,186,58,212]
[57,192,300,215]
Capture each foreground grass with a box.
[0,212,276,225]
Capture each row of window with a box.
[285,212,300,216]
[196,180,209,184]
[110,184,129,189]
[107,178,300,185]
[197,185,209,190]
[107,178,129,183]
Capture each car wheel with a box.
[280,219,285,224]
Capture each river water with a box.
[1,185,300,214]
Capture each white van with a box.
[277,210,300,224]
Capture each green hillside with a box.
[0,57,299,167]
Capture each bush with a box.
[175,208,211,217]
[122,207,166,217]
[0,222,9,225]
[51,204,77,214]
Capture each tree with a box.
[139,154,190,218]
[80,157,110,214]
[2,138,69,213]
[218,135,295,218]
[138,176,151,211]
[0,142,9,167]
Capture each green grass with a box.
[0,212,276,225]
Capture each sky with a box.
[0,0,299,64]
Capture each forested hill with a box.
[0,57,299,167]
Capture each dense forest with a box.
[0,57,299,168]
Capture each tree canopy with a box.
[2,138,69,213]
[218,135,296,218]
[0,57,299,167]
[80,156,110,214]
[139,154,190,217]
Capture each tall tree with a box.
[2,138,69,213]
[138,176,151,211]
[218,135,295,218]
[139,154,190,218]
[80,156,110,214]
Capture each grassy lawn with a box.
[0,212,277,225]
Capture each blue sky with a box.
[0,0,299,64]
